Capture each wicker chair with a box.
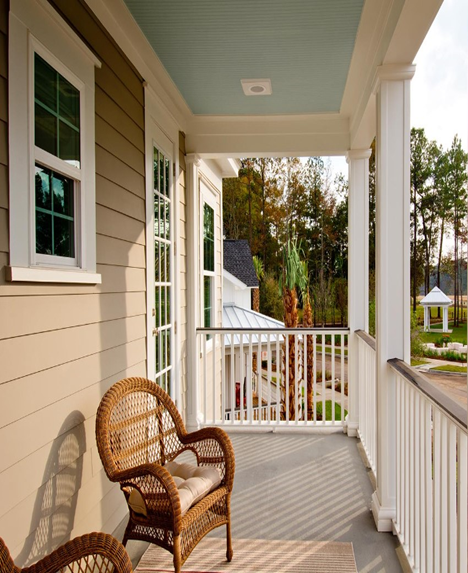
[0,532,133,573]
[95,377,235,573]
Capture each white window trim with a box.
[200,179,218,341]
[145,114,177,401]
[8,0,101,284]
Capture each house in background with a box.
[222,240,283,418]
[1,0,465,571]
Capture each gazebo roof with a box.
[420,286,453,307]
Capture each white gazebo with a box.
[420,286,453,333]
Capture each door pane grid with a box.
[153,146,172,396]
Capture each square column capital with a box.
[372,64,416,94]
[346,149,372,163]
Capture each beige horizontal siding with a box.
[1,0,149,562]
[0,292,146,339]
[96,175,145,222]
[96,145,145,199]
[96,204,145,245]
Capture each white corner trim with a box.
[7,266,102,284]
[223,270,249,291]
[13,0,101,68]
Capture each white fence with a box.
[197,328,349,430]
[389,359,467,573]
[356,330,377,477]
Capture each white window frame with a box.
[200,180,217,337]
[8,0,101,283]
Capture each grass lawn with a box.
[315,400,347,421]
[419,321,467,345]
[411,358,428,367]
[430,364,467,374]
[315,345,349,356]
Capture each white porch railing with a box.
[197,328,349,430]
[356,330,377,477]
[389,359,467,573]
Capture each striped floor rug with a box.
[135,538,357,573]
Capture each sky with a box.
[330,0,468,177]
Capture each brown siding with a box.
[0,0,148,562]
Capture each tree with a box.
[279,239,306,421]
[300,261,314,420]
[446,136,468,325]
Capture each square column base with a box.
[371,491,395,532]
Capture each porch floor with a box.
[123,432,403,572]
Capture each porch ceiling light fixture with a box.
[241,79,272,96]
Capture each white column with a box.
[443,307,448,332]
[372,64,415,531]
[424,306,429,332]
[346,149,371,437]
[185,154,202,431]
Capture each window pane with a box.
[36,211,52,255]
[204,276,211,327]
[161,245,166,283]
[155,242,160,282]
[155,286,160,327]
[203,203,214,271]
[166,243,170,283]
[153,149,159,191]
[54,215,75,257]
[35,165,51,210]
[35,54,56,112]
[161,287,166,326]
[165,200,170,240]
[35,102,57,156]
[159,201,165,240]
[165,158,169,196]
[159,155,164,196]
[58,75,80,128]
[59,120,80,166]
[52,172,74,216]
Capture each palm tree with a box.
[279,239,306,420]
[252,255,264,313]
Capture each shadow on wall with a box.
[15,411,86,567]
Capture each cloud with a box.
[411,0,468,150]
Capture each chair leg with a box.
[173,535,181,573]
[226,495,233,562]
[226,520,233,562]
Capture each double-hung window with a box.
[203,202,215,334]
[8,0,101,283]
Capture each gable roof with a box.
[420,286,453,307]
[223,240,259,288]
[223,303,284,345]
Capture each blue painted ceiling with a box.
[123,0,365,115]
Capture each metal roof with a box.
[223,303,284,346]
[420,286,453,307]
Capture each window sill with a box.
[6,266,102,284]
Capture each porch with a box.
[123,432,402,572]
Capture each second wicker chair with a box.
[95,377,235,573]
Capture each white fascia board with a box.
[343,0,443,150]
[186,114,350,157]
[223,270,249,290]
[342,0,405,149]
[83,0,191,131]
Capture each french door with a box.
[152,145,172,395]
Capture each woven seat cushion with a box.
[128,461,222,517]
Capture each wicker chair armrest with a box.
[115,463,183,528]
[180,427,235,490]
[21,533,132,573]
